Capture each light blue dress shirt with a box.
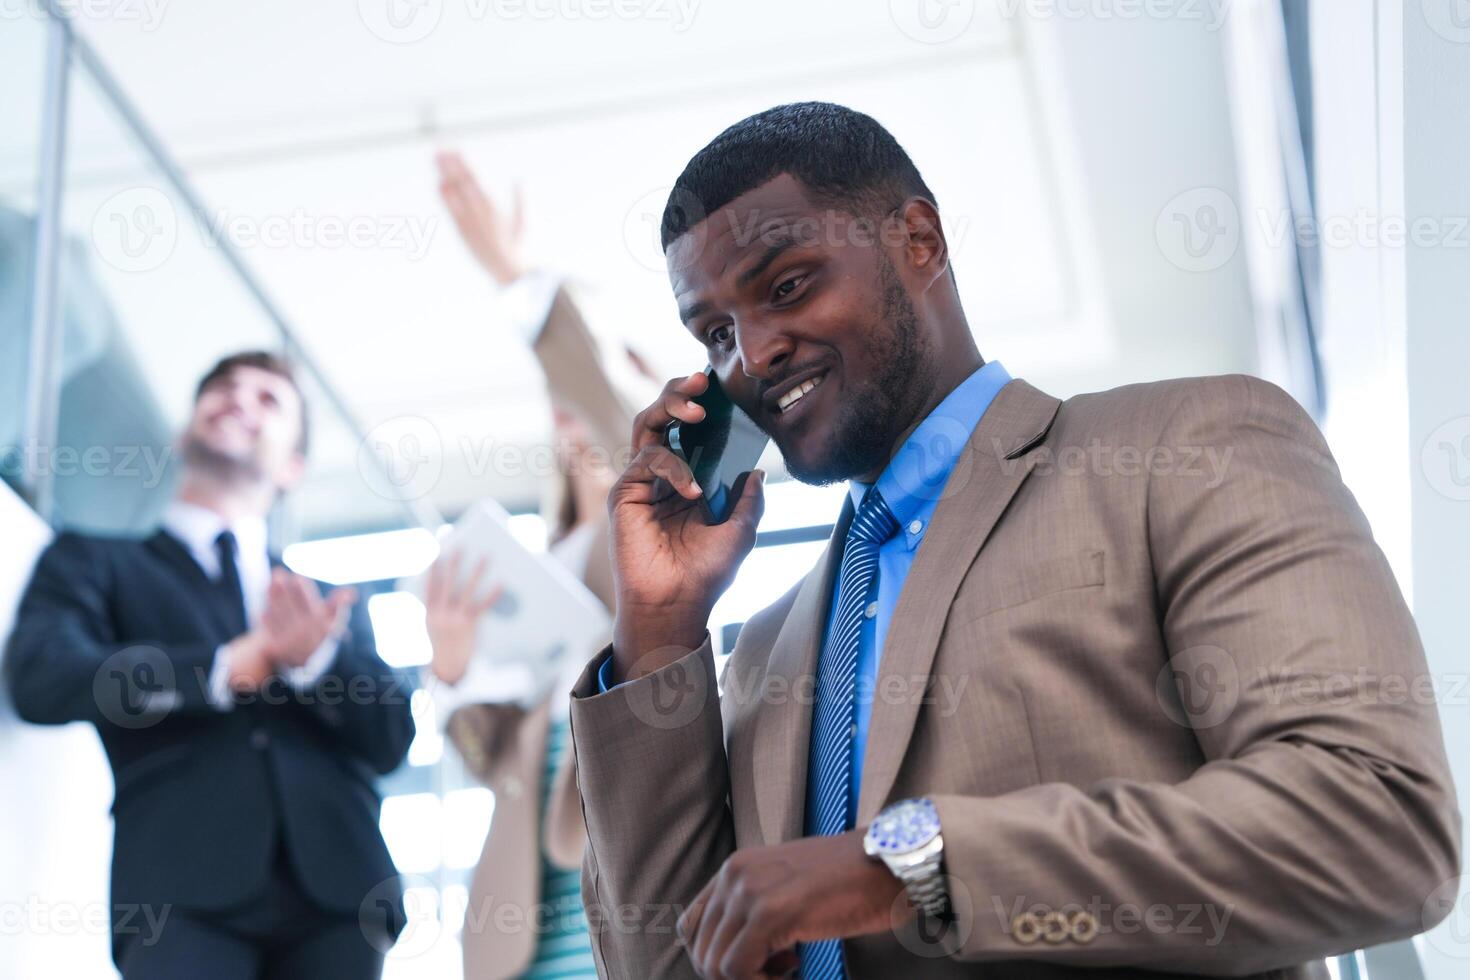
[599,362,1013,824]
[819,360,1011,821]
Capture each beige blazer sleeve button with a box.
[1069,910,1099,944]
[1041,910,1069,944]
[1011,912,1043,945]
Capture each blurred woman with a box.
[424,151,633,980]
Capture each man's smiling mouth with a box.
[777,374,824,414]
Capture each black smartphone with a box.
[667,368,770,525]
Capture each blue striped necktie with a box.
[800,488,899,980]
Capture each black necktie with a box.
[214,530,249,636]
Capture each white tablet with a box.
[405,499,611,678]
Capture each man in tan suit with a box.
[567,102,1461,979]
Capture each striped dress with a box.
[522,713,597,978]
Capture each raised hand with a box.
[435,149,525,286]
[424,550,502,687]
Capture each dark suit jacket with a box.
[3,528,415,956]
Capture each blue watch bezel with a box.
[866,797,941,855]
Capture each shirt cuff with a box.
[497,269,561,345]
[207,644,236,710]
[427,656,544,730]
[280,637,339,691]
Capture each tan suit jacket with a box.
[569,374,1460,979]
[449,285,631,979]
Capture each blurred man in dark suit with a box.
[5,351,414,979]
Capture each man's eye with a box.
[773,274,806,300]
[707,325,733,348]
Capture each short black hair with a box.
[195,350,309,455]
[660,102,938,251]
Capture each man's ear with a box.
[275,451,308,494]
[897,197,950,288]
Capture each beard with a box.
[784,256,936,486]
[181,430,264,484]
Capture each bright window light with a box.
[406,689,444,768]
[379,793,443,874]
[283,527,442,585]
[442,787,496,870]
[507,512,549,553]
[368,591,432,668]
[710,539,828,633]
[758,479,848,532]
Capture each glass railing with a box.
[4,0,438,543]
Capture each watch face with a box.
[867,798,940,855]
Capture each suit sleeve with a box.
[4,533,227,726]
[284,594,417,775]
[570,641,731,979]
[531,285,637,457]
[930,376,1461,974]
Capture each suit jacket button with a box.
[1041,910,1069,943]
[250,729,269,749]
[1011,912,1043,945]
[1069,910,1099,944]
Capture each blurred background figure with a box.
[2,2,1468,978]
[4,352,414,979]
[423,150,627,980]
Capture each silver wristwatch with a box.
[863,797,948,918]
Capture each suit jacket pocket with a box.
[954,549,1105,626]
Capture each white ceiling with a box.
[14,0,1260,532]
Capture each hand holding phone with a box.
[667,368,770,525]
[606,370,769,681]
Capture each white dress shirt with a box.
[160,500,339,708]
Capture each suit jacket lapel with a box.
[146,529,238,641]
[749,505,851,845]
[856,379,1062,824]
